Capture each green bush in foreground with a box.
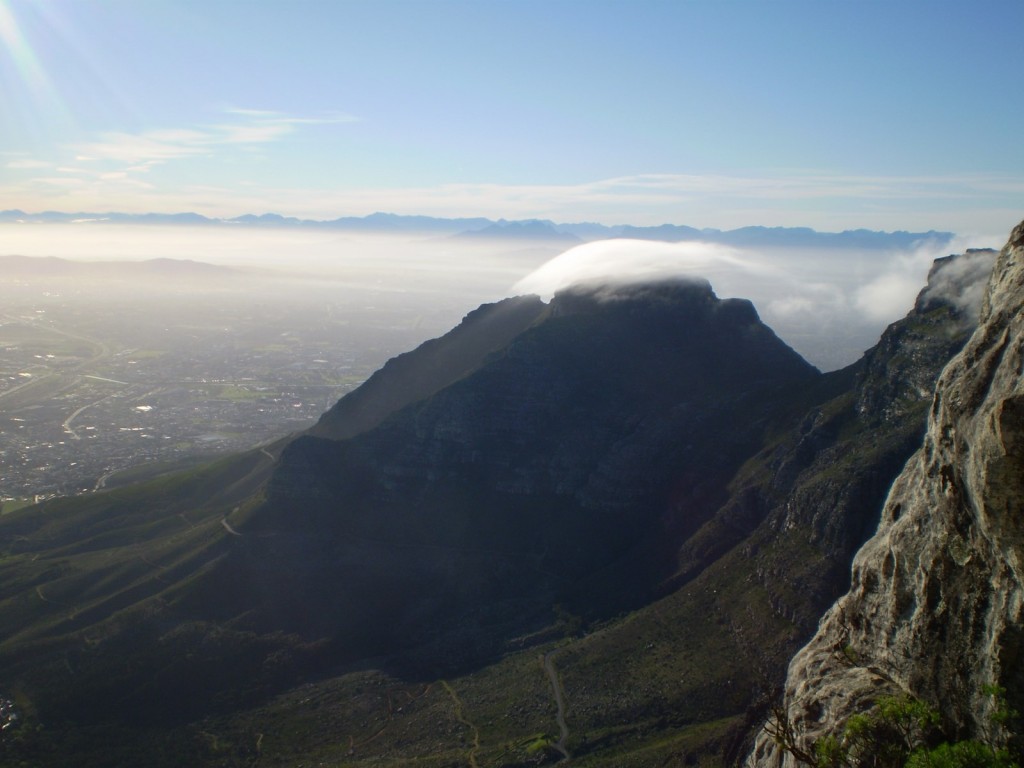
[769,686,1020,768]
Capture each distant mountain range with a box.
[0,208,954,250]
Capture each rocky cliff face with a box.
[671,249,996,651]
[749,223,1024,767]
[765,248,998,564]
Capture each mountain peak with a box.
[245,276,819,650]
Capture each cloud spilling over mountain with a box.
[512,236,981,370]
[919,247,1000,317]
[512,239,768,295]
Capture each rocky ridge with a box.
[749,222,1024,767]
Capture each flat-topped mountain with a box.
[232,280,817,653]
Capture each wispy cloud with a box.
[4,108,359,211]
[30,176,88,189]
[222,107,357,125]
[74,128,212,164]
[40,107,356,177]
[221,107,281,119]
[556,173,1024,204]
[213,108,357,145]
[6,158,52,170]
[70,112,335,165]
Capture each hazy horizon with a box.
[2,0,1022,234]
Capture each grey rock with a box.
[748,222,1024,768]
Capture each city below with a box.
[0,262,465,508]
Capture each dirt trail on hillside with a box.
[542,651,571,761]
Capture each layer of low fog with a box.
[0,223,554,350]
[0,223,995,371]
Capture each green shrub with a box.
[907,740,1017,768]
[769,686,1019,768]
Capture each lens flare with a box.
[0,1,51,95]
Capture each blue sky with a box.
[2,0,1023,234]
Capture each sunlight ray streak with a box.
[0,0,50,95]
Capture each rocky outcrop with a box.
[749,223,1024,767]
[770,249,998,559]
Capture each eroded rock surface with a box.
[749,222,1024,767]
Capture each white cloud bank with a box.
[513,240,775,296]
[512,235,985,370]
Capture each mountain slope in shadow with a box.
[0,254,995,766]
